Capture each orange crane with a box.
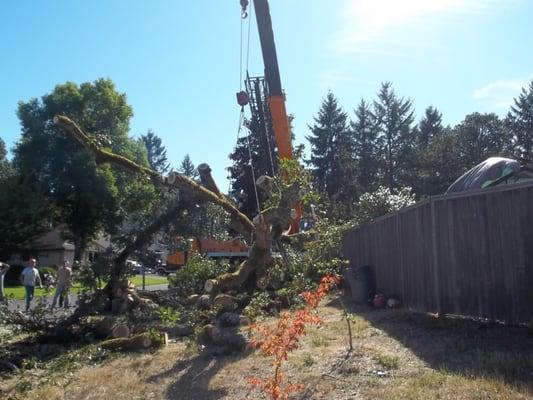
[241,0,302,233]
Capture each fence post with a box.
[430,198,441,315]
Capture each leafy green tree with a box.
[0,174,52,259]
[140,130,170,173]
[351,99,379,194]
[307,92,356,217]
[373,82,416,190]
[454,112,510,169]
[507,80,533,163]
[179,154,197,178]
[13,79,157,259]
[419,128,462,195]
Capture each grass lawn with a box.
[4,275,168,300]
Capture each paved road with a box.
[6,276,168,313]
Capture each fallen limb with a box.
[100,333,153,351]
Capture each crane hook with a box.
[240,0,249,19]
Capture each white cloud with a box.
[328,0,519,56]
[472,79,525,108]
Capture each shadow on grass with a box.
[146,349,240,400]
[328,295,533,391]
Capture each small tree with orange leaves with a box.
[248,274,340,400]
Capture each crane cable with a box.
[231,1,262,220]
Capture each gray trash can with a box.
[343,265,375,305]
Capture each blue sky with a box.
[1,0,532,185]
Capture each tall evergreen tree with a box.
[179,154,197,178]
[410,106,445,196]
[418,106,443,148]
[141,130,170,174]
[228,108,277,219]
[373,82,416,190]
[507,80,533,163]
[307,92,356,216]
[351,99,379,194]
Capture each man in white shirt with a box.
[20,258,42,312]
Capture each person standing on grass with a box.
[0,262,10,301]
[50,260,72,310]
[20,258,42,312]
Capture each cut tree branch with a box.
[54,115,254,239]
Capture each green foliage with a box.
[0,174,52,259]
[228,87,279,219]
[156,306,182,325]
[263,159,319,211]
[352,98,379,194]
[454,112,511,169]
[375,354,400,370]
[13,78,158,258]
[167,254,230,297]
[373,82,416,191]
[75,252,113,291]
[140,130,170,173]
[507,80,533,164]
[147,328,167,347]
[307,92,357,217]
[179,153,197,178]
[0,138,13,181]
[244,292,272,319]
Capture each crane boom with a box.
[252,0,301,233]
[252,0,293,161]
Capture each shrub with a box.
[356,186,416,223]
[167,254,230,297]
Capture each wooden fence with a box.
[342,182,533,325]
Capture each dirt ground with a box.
[1,296,532,400]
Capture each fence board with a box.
[342,182,533,325]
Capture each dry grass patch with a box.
[2,296,532,399]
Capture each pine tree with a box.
[179,154,197,178]
[507,80,533,163]
[228,114,277,219]
[373,82,416,191]
[410,106,445,196]
[307,92,355,217]
[418,106,443,148]
[351,99,379,194]
[141,130,170,174]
